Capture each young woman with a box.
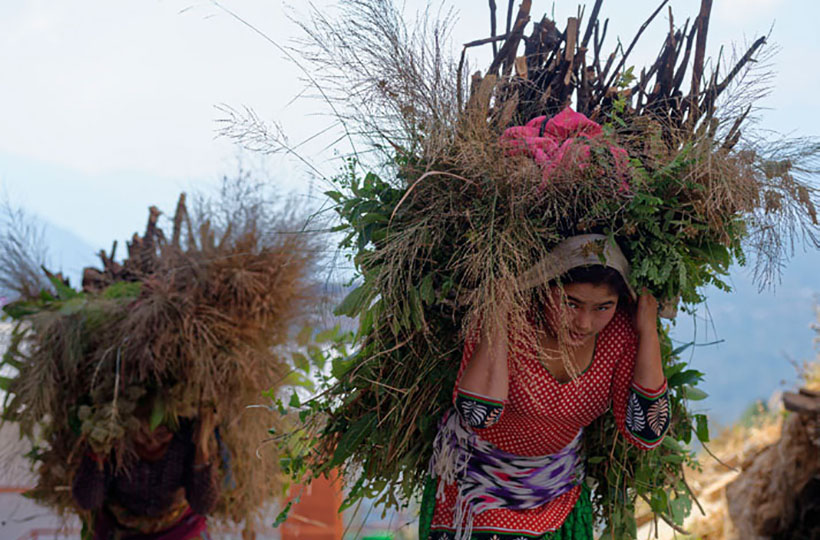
[422,234,670,540]
[72,400,220,540]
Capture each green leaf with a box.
[324,190,344,204]
[587,456,606,464]
[334,283,370,317]
[649,490,669,514]
[668,369,704,388]
[289,392,301,408]
[331,355,356,379]
[307,345,327,371]
[669,495,692,525]
[420,274,435,305]
[329,413,376,468]
[315,325,339,343]
[661,436,683,452]
[272,495,299,527]
[102,281,142,299]
[670,341,695,357]
[0,376,14,391]
[683,385,709,401]
[149,398,166,432]
[291,352,310,374]
[695,414,710,442]
[408,288,424,330]
[48,275,80,300]
[281,372,316,392]
[2,301,41,320]
[361,213,388,225]
[358,307,375,337]
[295,326,312,347]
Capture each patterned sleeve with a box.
[452,323,506,429]
[455,388,505,428]
[624,380,670,448]
[610,329,670,450]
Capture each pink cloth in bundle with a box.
[500,107,630,191]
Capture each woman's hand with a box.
[194,405,218,465]
[634,290,659,338]
[632,290,664,389]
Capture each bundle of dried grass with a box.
[0,178,319,529]
[221,0,819,536]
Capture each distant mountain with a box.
[0,218,98,302]
[41,220,99,287]
[670,248,819,425]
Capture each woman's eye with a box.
[567,302,579,309]
[596,305,612,312]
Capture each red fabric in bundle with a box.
[500,107,630,192]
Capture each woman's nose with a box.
[574,310,592,331]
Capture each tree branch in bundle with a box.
[688,0,713,126]
[488,0,532,76]
[489,0,498,56]
[714,35,767,97]
[600,0,670,99]
[580,0,603,50]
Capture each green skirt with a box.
[418,476,593,540]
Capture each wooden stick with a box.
[489,0,499,57]
[488,0,532,75]
[171,193,187,248]
[581,0,604,49]
[671,19,696,97]
[689,0,713,125]
[602,0,670,94]
[457,47,467,111]
[721,121,744,151]
[716,35,766,94]
[565,17,578,62]
[464,33,511,48]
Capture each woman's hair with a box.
[530,264,634,318]
[558,265,632,306]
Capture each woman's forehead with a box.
[559,282,618,302]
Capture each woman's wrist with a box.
[194,446,211,466]
[635,323,658,339]
[633,326,664,388]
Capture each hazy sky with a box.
[0,0,817,249]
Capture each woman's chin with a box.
[566,332,593,347]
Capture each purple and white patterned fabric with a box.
[429,409,584,540]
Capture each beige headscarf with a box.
[518,234,636,299]
[519,234,679,318]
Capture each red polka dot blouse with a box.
[429,310,669,537]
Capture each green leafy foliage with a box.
[584,326,711,537]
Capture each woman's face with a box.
[133,419,174,460]
[545,282,619,347]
